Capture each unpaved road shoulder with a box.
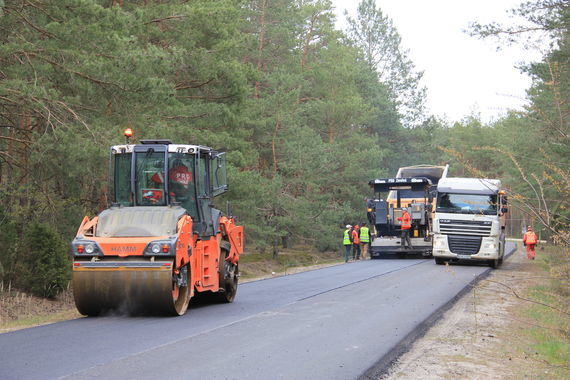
[380,247,554,379]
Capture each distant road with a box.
[0,243,516,380]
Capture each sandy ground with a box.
[380,246,555,379]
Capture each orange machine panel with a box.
[192,237,221,292]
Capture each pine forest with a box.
[0,0,568,297]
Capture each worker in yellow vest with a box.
[523,225,538,260]
[359,223,371,259]
[343,225,353,263]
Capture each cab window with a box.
[135,151,167,206]
[168,153,198,218]
[112,153,132,206]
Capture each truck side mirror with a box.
[501,207,508,213]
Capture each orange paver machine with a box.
[71,132,244,316]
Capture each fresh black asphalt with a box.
[0,243,516,380]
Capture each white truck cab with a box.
[432,177,507,268]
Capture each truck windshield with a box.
[436,193,498,215]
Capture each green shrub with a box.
[0,216,18,285]
[19,222,71,298]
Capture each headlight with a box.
[72,240,100,256]
[484,243,497,250]
[145,240,175,255]
[433,236,446,249]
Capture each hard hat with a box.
[346,224,351,228]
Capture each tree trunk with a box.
[254,0,268,98]
[272,237,279,258]
[272,119,281,172]
[282,234,290,249]
[300,14,316,72]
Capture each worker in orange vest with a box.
[397,208,412,249]
[352,225,361,260]
[523,225,538,260]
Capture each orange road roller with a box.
[71,134,244,316]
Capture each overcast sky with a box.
[331,0,543,123]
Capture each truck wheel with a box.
[499,241,505,264]
[489,259,499,269]
[435,258,445,265]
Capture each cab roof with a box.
[437,177,501,195]
[111,143,213,154]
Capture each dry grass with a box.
[239,246,342,281]
[0,286,80,333]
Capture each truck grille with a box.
[439,219,492,237]
[448,235,482,255]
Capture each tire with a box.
[498,235,506,265]
[216,242,238,303]
[435,258,445,265]
[489,259,499,269]
[171,264,191,316]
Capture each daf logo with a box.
[110,246,137,253]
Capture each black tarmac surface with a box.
[0,243,515,380]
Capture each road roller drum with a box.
[72,259,190,316]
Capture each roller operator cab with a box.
[71,137,244,316]
[432,177,508,268]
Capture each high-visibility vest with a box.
[524,231,537,244]
[352,229,360,244]
[360,227,370,243]
[398,211,412,229]
[343,229,352,245]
